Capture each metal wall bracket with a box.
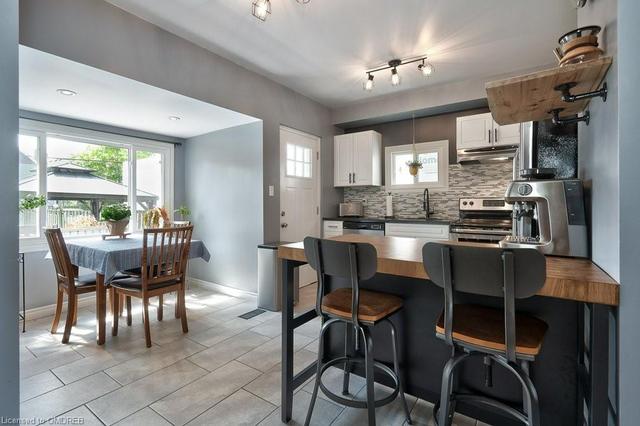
[550,108,591,126]
[555,82,608,103]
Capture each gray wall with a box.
[19,0,342,243]
[0,0,20,417]
[617,0,640,423]
[577,0,620,281]
[185,122,263,293]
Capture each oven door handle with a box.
[450,228,512,236]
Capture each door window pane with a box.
[285,143,312,178]
[46,137,128,235]
[19,135,40,238]
[135,150,163,229]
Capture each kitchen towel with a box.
[385,193,393,217]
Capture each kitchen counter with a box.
[323,217,451,225]
[279,234,619,425]
[279,234,619,306]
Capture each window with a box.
[286,143,312,178]
[384,140,449,190]
[18,119,174,244]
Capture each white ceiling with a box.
[19,46,259,139]
[106,0,577,108]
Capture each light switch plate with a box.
[268,185,275,196]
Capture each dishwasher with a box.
[342,220,385,236]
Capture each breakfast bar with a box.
[279,235,619,425]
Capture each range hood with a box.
[457,144,518,164]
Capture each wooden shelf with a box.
[486,57,613,125]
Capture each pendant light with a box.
[252,0,271,21]
[406,113,423,176]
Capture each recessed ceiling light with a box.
[168,116,182,121]
[57,89,77,96]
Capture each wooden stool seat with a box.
[322,288,403,323]
[435,304,548,356]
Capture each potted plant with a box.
[406,158,424,176]
[100,203,131,236]
[143,207,170,228]
[19,194,46,212]
[173,205,191,225]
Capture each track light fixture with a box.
[252,0,310,21]
[363,56,434,91]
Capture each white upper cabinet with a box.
[334,130,381,187]
[456,113,521,150]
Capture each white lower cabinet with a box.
[323,220,343,238]
[385,223,450,241]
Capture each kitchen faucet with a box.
[423,188,434,219]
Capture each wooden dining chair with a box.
[110,225,194,347]
[45,228,97,344]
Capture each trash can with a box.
[257,242,299,311]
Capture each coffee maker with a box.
[499,179,588,258]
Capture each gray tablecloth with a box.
[60,234,210,282]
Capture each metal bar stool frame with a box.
[303,237,412,426]
[422,242,547,426]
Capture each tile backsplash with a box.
[344,162,513,220]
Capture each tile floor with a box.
[19,284,488,426]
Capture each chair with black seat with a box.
[422,242,548,426]
[111,225,193,347]
[45,228,98,344]
[303,237,412,426]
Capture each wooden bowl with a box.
[561,35,599,55]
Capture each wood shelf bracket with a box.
[550,108,590,126]
[555,81,608,103]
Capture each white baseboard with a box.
[24,294,96,322]
[187,277,257,298]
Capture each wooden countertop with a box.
[278,235,619,306]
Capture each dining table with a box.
[62,234,210,345]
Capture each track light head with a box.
[252,0,271,21]
[390,68,401,86]
[418,60,434,77]
[363,73,375,91]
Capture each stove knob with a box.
[469,201,474,206]
[462,201,468,206]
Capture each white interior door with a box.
[280,126,320,287]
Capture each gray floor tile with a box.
[88,359,206,425]
[20,370,64,403]
[188,317,262,347]
[237,335,314,372]
[52,350,121,384]
[105,338,205,385]
[20,372,120,423]
[409,398,436,426]
[20,347,84,379]
[301,366,366,403]
[57,405,103,426]
[186,389,276,426]
[331,382,416,426]
[113,407,172,426]
[151,360,262,425]
[249,318,282,338]
[188,330,270,372]
[257,389,343,426]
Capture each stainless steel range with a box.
[449,198,512,244]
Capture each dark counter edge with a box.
[323,217,451,225]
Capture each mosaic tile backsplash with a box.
[344,162,513,220]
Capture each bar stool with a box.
[422,242,548,426]
[303,237,412,426]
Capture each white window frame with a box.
[18,119,175,252]
[384,140,449,191]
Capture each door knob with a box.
[281,223,288,228]
[281,211,286,217]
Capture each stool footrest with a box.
[319,356,399,409]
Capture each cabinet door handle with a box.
[353,173,356,183]
[348,173,352,184]
[488,129,492,144]
[494,128,498,143]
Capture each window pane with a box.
[136,151,163,229]
[46,137,129,235]
[19,135,39,238]
[393,152,414,185]
[295,146,304,162]
[304,148,311,163]
[287,160,295,176]
[287,144,295,160]
[295,161,303,177]
[418,152,439,183]
[303,163,311,178]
